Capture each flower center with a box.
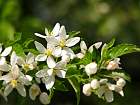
[59,39,65,47]
[11,80,17,88]
[23,64,30,70]
[45,49,52,56]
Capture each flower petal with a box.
[52,23,60,36]
[35,33,47,39]
[36,69,48,78]
[16,83,26,97]
[17,57,25,66]
[0,57,6,65]
[59,26,67,39]
[4,84,13,96]
[66,37,80,47]
[105,90,114,102]
[80,41,87,53]
[0,44,2,53]
[45,28,49,36]
[56,70,66,78]
[44,76,55,90]
[62,47,76,59]
[0,73,13,83]
[39,92,50,105]
[47,56,56,68]
[35,54,47,61]
[29,84,40,100]
[1,46,12,57]
[26,52,35,64]
[93,42,102,49]
[0,63,11,72]
[10,51,18,66]
[97,86,106,97]
[34,41,46,53]
[52,46,62,57]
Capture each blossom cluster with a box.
[0,23,137,104]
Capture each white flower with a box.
[36,61,67,90]
[82,83,92,96]
[0,44,12,65]
[91,79,100,89]
[39,92,50,105]
[29,84,41,100]
[76,41,102,59]
[0,52,31,97]
[46,26,80,59]
[85,62,98,76]
[17,52,36,72]
[107,58,121,70]
[35,23,60,38]
[34,41,61,66]
[116,78,126,88]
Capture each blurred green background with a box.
[0,0,140,105]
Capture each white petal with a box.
[55,61,66,70]
[105,90,114,102]
[26,52,35,64]
[47,69,54,76]
[34,41,46,53]
[35,33,47,39]
[35,54,47,61]
[36,69,48,78]
[76,53,85,59]
[91,79,100,89]
[16,84,26,97]
[17,57,25,66]
[82,83,92,96]
[4,84,13,96]
[51,23,60,36]
[62,48,76,59]
[10,51,17,66]
[25,75,33,81]
[1,46,12,57]
[44,76,55,90]
[39,92,50,105]
[93,42,102,49]
[45,37,59,45]
[66,37,80,47]
[80,41,87,53]
[88,45,94,53]
[11,65,19,80]
[59,26,67,39]
[52,46,62,57]
[29,84,40,100]
[45,28,49,36]
[97,86,106,97]
[47,56,56,68]
[56,70,66,78]
[0,63,11,72]
[0,57,6,65]
[0,73,13,83]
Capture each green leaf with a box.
[108,44,140,58]
[68,31,80,37]
[54,80,69,91]
[68,77,80,105]
[101,38,115,60]
[78,52,92,65]
[23,38,34,48]
[13,44,25,57]
[66,64,80,77]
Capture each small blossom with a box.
[82,83,92,96]
[29,84,41,100]
[116,78,126,88]
[0,44,12,65]
[39,92,50,105]
[85,62,98,76]
[91,79,100,89]
[107,58,121,70]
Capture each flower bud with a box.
[85,62,97,76]
[83,83,92,96]
[39,92,50,105]
[91,79,100,89]
[107,58,120,70]
[116,78,126,88]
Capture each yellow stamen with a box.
[11,80,17,88]
[45,49,52,56]
[59,39,65,47]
